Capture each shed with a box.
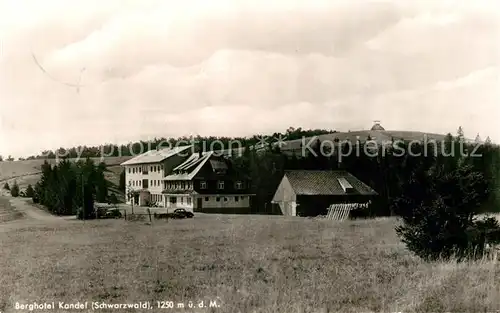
[271,170,377,217]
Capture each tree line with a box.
[15,127,334,160]
[31,158,110,219]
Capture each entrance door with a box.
[197,198,203,211]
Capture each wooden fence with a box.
[326,202,370,221]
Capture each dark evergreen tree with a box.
[25,184,34,198]
[119,169,126,192]
[394,134,500,261]
[10,181,19,197]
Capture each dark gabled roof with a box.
[284,170,377,196]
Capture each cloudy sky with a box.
[0,0,499,157]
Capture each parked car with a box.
[154,209,194,219]
[173,208,194,218]
[96,206,122,219]
[105,208,122,218]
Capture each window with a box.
[200,181,207,189]
[235,196,239,202]
[205,197,209,201]
[224,197,228,202]
[139,167,142,173]
[128,168,131,174]
[216,197,221,202]
[170,197,176,204]
[235,181,243,189]
[150,166,153,172]
[181,182,186,189]
[187,197,191,205]
[180,197,184,204]
[217,181,224,189]
[132,168,135,174]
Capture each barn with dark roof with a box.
[271,170,377,217]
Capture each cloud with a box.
[0,0,499,157]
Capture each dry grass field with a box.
[0,201,499,313]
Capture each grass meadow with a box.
[0,212,499,313]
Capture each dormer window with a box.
[217,180,224,189]
[200,181,207,189]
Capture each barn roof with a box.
[284,170,377,196]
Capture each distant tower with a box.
[371,120,385,131]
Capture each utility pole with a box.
[81,171,85,221]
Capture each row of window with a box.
[166,181,193,190]
[152,194,162,203]
[149,180,162,187]
[130,180,245,190]
[212,196,245,202]
[167,196,246,203]
[130,180,142,187]
[128,164,163,174]
[165,180,244,190]
[167,196,192,205]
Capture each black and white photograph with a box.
[0,0,499,312]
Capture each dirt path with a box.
[7,197,64,222]
[0,195,76,232]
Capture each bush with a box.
[25,184,34,198]
[3,182,10,190]
[10,181,19,197]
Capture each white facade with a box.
[163,194,251,212]
[198,195,250,209]
[124,162,165,206]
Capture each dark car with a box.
[173,208,194,218]
[154,209,194,219]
